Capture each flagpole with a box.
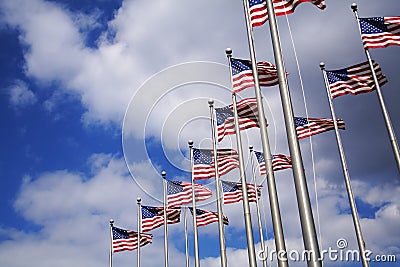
[227,45,288,266]
[208,99,228,267]
[162,171,170,267]
[351,3,400,174]
[320,62,370,267]
[230,90,257,267]
[137,197,142,267]
[184,207,190,267]
[256,0,323,265]
[240,1,292,264]
[109,218,114,267]
[249,146,267,267]
[189,140,200,267]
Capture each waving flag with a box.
[166,180,212,207]
[326,60,388,98]
[189,208,229,227]
[359,17,400,49]
[141,206,181,232]
[248,0,326,27]
[254,151,292,175]
[112,226,152,253]
[295,117,345,140]
[193,148,239,180]
[215,98,263,142]
[230,57,280,93]
[221,180,262,204]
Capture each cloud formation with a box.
[1,0,399,266]
[8,80,37,109]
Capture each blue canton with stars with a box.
[294,117,309,127]
[360,17,387,34]
[326,68,350,84]
[230,57,252,76]
[142,206,163,219]
[248,0,265,8]
[254,151,265,164]
[112,226,136,240]
[166,180,184,195]
[189,207,207,216]
[193,148,213,165]
[221,180,239,193]
[215,106,234,126]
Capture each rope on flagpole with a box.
[260,186,271,266]
[249,146,268,267]
[247,149,271,266]
[282,12,323,249]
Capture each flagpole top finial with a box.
[225,48,232,56]
[351,3,357,11]
[319,62,325,70]
[161,171,166,177]
[188,140,193,147]
[110,218,114,225]
[208,99,214,106]
[249,145,253,151]
[137,197,141,203]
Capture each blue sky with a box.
[0,0,399,266]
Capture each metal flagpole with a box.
[351,3,400,174]
[162,171,170,267]
[208,99,228,267]
[249,146,268,267]
[184,207,190,267]
[320,62,370,267]
[256,0,323,265]
[240,1,291,264]
[227,45,288,266]
[188,140,200,267]
[137,197,142,267]
[231,90,257,267]
[109,219,114,267]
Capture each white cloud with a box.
[0,154,186,267]
[200,177,400,267]
[2,0,399,166]
[1,0,400,266]
[0,152,399,267]
[0,0,244,126]
[8,80,37,108]
[14,154,132,224]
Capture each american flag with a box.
[189,208,229,227]
[111,226,152,253]
[215,98,263,142]
[359,17,400,49]
[141,206,181,232]
[248,0,326,27]
[230,57,280,93]
[254,151,292,175]
[221,180,262,204]
[295,117,345,140]
[192,148,239,180]
[326,60,388,98]
[166,180,212,207]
